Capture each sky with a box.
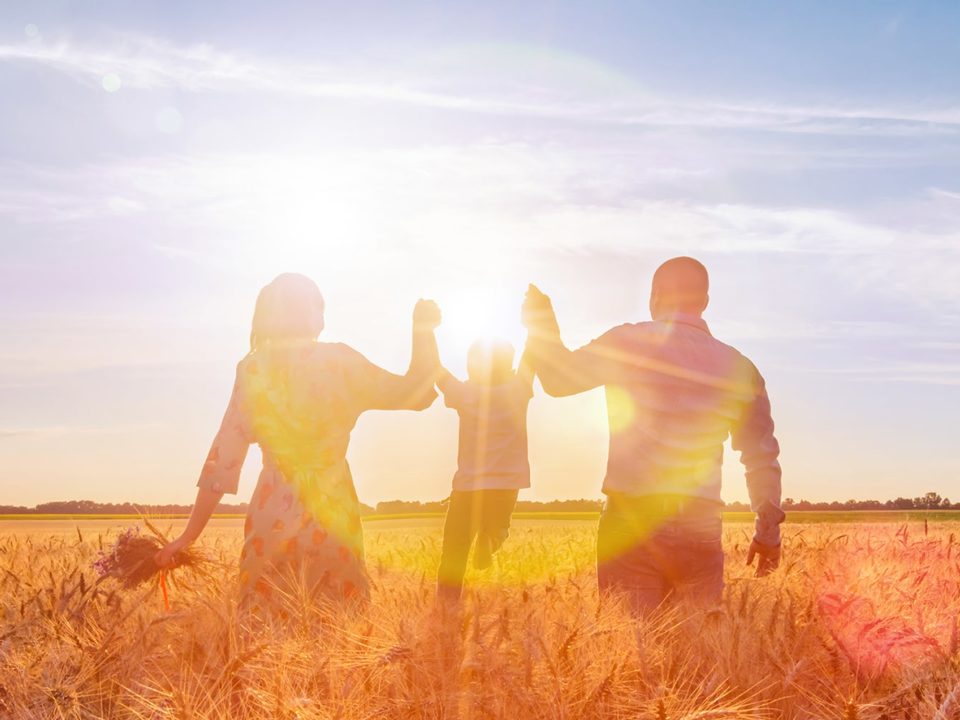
[1,1,958,508]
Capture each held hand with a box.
[154,536,189,569]
[521,284,557,332]
[746,539,781,577]
[413,299,442,330]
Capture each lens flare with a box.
[101,74,122,93]
[440,287,524,363]
[605,385,635,433]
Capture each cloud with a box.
[2,144,958,313]
[799,361,960,386]
[711,318,929,343]
[0,36,576,117]
[0,425,149,439]
[2,35,960,136]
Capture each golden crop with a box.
[1,520,958,719]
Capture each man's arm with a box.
[521,285,607,397]
[731,362,785,575]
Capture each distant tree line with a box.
[0,499,380,515]
[0,500,254,515]
[724,491,956,512]
[2,492,956,516]
[374,498,605,514]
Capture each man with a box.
[522,257,783,614]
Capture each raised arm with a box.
[731,362,785,576]
[359,299,442,411]
[436,367,469,409]
[516,336,536,389]
[521,284,606,397]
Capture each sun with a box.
[439,286,525,367]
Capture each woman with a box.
[155,273,441,605]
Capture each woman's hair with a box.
[250,273,325,351]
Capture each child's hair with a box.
[250,273,325,351]
[467,339,515,384]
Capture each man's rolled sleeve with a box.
[731,363,785,546]
[531,328,623,397]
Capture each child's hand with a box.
[435,367,455,391]
[413,299,442,330]
[521,284,557,332]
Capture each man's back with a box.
[593,313,760,501]
[522,258,785,610]
[530,304,783,547]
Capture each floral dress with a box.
[197,340,434,605]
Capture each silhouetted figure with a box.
[435,338,534,602]
[156,273,441,608]
[523,257,783,614]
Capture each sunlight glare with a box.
[439,287,524,368]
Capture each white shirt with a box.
[532,312,784,545]
[439,374,533,491]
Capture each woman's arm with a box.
[406,299,442,406]
[155,364,251,567]
[155,486,223,567]
[364,299,442,410]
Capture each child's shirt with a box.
[439,373,533,490]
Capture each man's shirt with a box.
[532,312,784,545]
[439,374,533,491]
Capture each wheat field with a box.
[1,518,958,719]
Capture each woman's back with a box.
[239,341,369,472]
[155,273,442,607]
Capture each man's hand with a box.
[521,284,558,334]
[154,535,189,569]
[746,538,781,577]
[413,299,442,331]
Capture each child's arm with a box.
[436,367,467,408]
[436,366,459,392]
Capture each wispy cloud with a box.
[799,361,960,386]
[0,424,153,439]
[0,36,578,117]
[3,145,958,311]
[2,35,960,136]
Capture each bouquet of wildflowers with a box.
[92,521,202,591]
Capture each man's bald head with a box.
[649,256,710,319]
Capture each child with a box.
[435,337,534,601]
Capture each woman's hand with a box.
[154,536,190,569]
[413,299,442,331]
